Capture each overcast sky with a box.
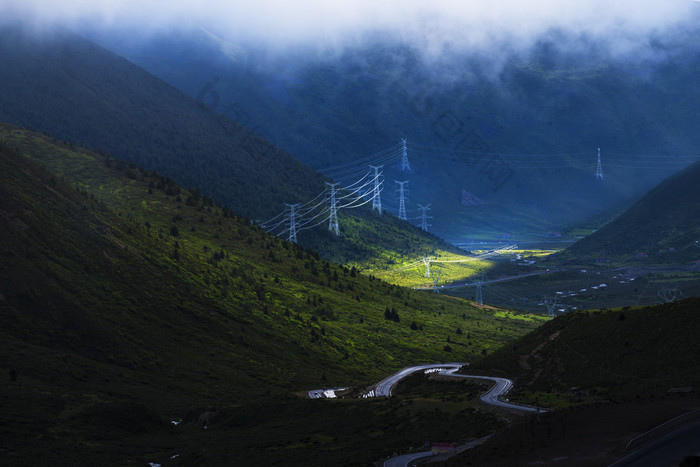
[3,0,699,56]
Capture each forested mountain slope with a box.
[0,25,319,220]
[470,298,700,399]
[559,159,700,264]
[0,128,543,464]
[0,25,460,266]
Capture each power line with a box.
[317,142,402,182]
[264,137,700,240]
[315,142,402,173]
[409,143,700,170]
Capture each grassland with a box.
[368,253,493,288]
[0,123,545,465]
[469,297,700,406]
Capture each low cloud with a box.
[3,0,699,59]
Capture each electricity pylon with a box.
[370,165,383,214]
[395,180,409,221]
[422,256,434,278]
[400,138,411,172]
[544,296,559,319]
[595,147,604,181]
[475,274,484,308]
[658,287,685,303]
[326,183,340,236]
[432,270,443,294]
[418,203,432,232]
[284,203,300,243]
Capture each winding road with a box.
[310,363,543,413]
[308,363,545,466]
[373,363,465,396]
[448,373,542,413]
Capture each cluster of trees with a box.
[384,307,400,322]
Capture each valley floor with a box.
[444,264,700,314]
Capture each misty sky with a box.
[4,0,699,56]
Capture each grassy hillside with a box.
[469,298,700,406]
[436,298,700,466]
[0,127,544,465]
[556,159,700,265]
[0,25,459,269]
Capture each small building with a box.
[636,253,647,260]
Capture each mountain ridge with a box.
[557,159,700,264]
[80,25,700,240]
[0,24,463,267]
[0,24,322,220]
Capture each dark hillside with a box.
[0,25,461,267]
[559,159,700,264]
[0,25,323,221]
[0,129,542,464]
[470,298,700,401]
[441,299,700,466]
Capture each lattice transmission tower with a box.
[284,203,300,243]
[326,182,340,236]
[431,270,443,294]
[400,138,411,172]
[595,147,604,181]
[369,165,383,214]
[422,256,433,278]
[395,180,409,221]
[475,274,484,308]
[543,297,559,319]
[417,203,432,232]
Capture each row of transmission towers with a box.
[369,138,411,216]
[274,143,605,243]
[273,138,435,242]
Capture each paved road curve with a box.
[383,451,435,467]
[448,373,543,413]
[373,363,466,396]
[307,363,545,467]
[308,363,543,414]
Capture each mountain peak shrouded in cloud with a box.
[3,1,699,58]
